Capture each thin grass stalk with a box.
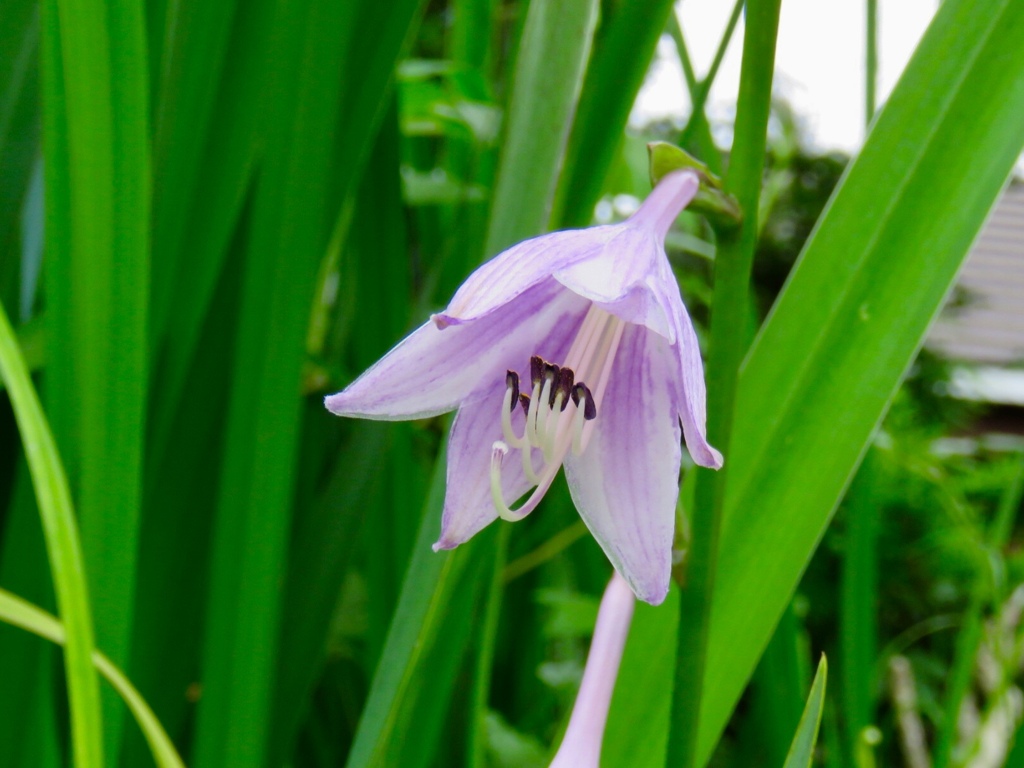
[840,448,883,764]
[483,0,598,256]
[678,0,744,148]
[665,13,722,175]
[668,1,782,765]
[0,299,103,766]
[866,0,878,123]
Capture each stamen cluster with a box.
[488,304,627,522]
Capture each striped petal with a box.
[325,280,589,420]
[562,323,682,605]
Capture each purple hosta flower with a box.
[325,169,722,604]
[550,572,635,768]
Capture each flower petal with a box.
[325,280,589,420]
[432,386,536,550]
[549,572,635,768]
[552,224,689,343]
[433,308,584,550]
[628,169,700,240]
[562,323,682,605]
[436,226,618,325]
[666,284,723,469]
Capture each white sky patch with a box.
[633,0,938,154]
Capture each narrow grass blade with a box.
[783,656,828,768]
[749,604,812,766]
[677,0,743,156]
[484,0,598,255]
[695,0,1024,761]
[149,0,242,348]
[666,12,723,175]
[190,0,402,762]
[469,524,510,768]
[840,448,883,762]
[43,0,150,757]
[145,0,272,469]
[268,420,392,766]
[122,254,244,766]
[0,298,103,766]
[554,0,677,227]
[0,587,185,768]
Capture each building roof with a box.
[929,182,1024,366]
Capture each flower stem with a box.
[866,0,879,124]
[667,1,783,766]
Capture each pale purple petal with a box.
[325,280,590,420]
[549,572,635,768]
[550,171,700,342]
[436,227,619,325]
[627,169,700,240]
[552,226,675,342]
[433,302,586,550]
[432,384,538,550]
[665,282,723,469]
[562,323,681,605]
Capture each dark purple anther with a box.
[571,382,597,420]
[505,370,520,411]
[530,355,545,389]
[556,367,575,410]
[519,393,531,415]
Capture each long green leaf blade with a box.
[43,0,150,756]
[554,0,676,228]
[483,0,598,256]
[696,0,1024,762]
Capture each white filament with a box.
[491,305,624,522]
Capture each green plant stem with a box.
[678,0,743,147]
[43,0,150,757]
[502,521,589,583]
[840,448,883,764]
[866,0,878,123]
[0,300,103,767]
[669,12,698,94]
[667,1,782,765]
